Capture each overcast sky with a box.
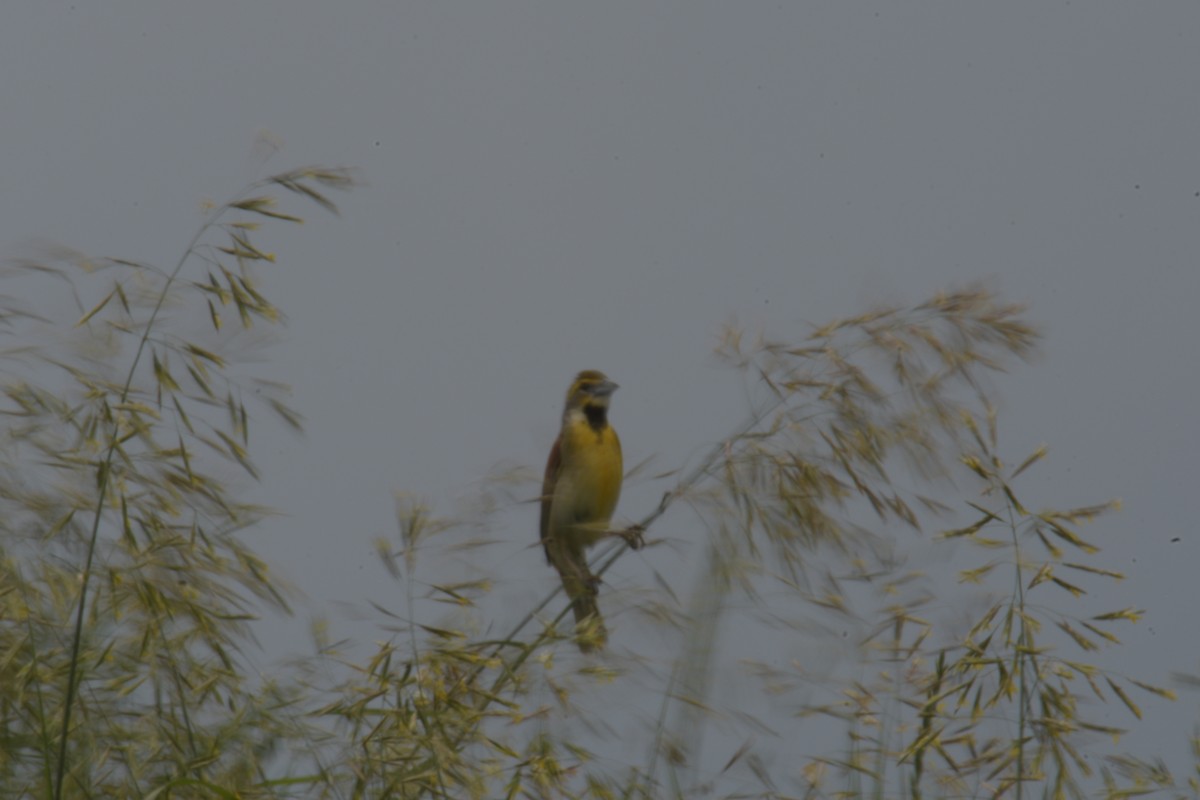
[3,2,1198,791]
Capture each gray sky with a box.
[3,2,1198,791]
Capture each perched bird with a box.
[540,370,642,652]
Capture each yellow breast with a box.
[552,414,623,546]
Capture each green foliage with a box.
[0,167,1189,800]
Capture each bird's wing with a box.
[539,434,562,564]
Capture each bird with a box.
[540,370,642,652]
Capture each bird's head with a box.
[564,370,619,414]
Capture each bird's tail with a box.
[549,539,609,653]
[569,586,607,653]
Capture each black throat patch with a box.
[583,404,608,433]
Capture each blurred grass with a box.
[0,165,1185,799]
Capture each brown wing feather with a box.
[539,434,562,563]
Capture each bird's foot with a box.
[615,524,645,551]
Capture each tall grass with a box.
[0,167,352,798]
[0,166,1186,799]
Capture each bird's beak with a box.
[593,379,619,397]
